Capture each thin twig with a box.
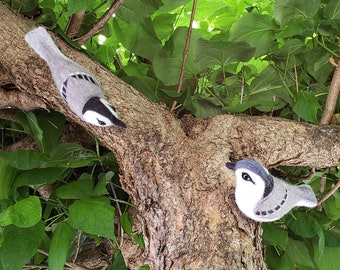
[318,179,340,205]
[317,175,326,211]
[75,0,125,45]
[240,74,245,104]
[71,230,83,263]
[170,0,198,113]
[293,64,301,121]
[23,264,48,269]
[109,182,124,248]
[294,64,299,93]
[320,57,340,124]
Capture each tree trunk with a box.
[1,3,339,269]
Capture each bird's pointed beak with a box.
[225,162,236,170]
[111,116,127,128]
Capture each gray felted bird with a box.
[25,27,126,128]
[226,159,317,222]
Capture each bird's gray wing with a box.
[61,73,104,118]
[254,178,300,221]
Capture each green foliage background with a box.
[1,0,340,269]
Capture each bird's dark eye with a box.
[242,172,255,184]
[97,119,106,126]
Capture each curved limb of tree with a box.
[1,4,340,269]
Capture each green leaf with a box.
[117,0,161,24]
[274,0,320,27]
[48,221,76,270]
[160,87,193,106]
[120,211,132,236]
[324,231,340,247]
[0,222,44,270]
[16,111,65,154]
[16,111,44,151]
[248,65,293,111]
[0,230,3,248]
[0,196,41,227]
[13,167,66,189]
[194,39,255,71]
[153,13,177,40]
[266,246,295,270]
[35,111,65,153]
[153,27,201,86]
[314,244,340,270]
[138,265,151,270]
[56,174,94,199]
[322,194,340,220]
[286,211,324,254]
[0,150,49,170]
[190,99,224,118]
[285,239,315,268]
[133,233,145,249]
[262,223,288,250]
[121,75,159,102]
[229,13,278,57]
[48,142,98,168]
[112,18,162,60]
[306,47,333,83]
[4,0,39,13]
[0,161,17,200]
[323,0,340,20]
[67,198,116,240]
[108,249,128,270]
[271,39,305,59]
[277,20,313,38]
[293,91,321,123]
[68,0,90,15]
[159,0,190,12]
[286,211,321,238]
[93,173,110,196]
[35,232,50,265]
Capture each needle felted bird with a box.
[226,159,317,222]
[25,27,126,128]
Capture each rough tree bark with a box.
[1,4,340,269]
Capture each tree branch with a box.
[75,0,125,45]
[318,179,340,205]
[0,87,47,111]
[65,10,86,38]
[1,1,338,181]
[320,57,340,124]
[2,137,38,152]
[1,3,340,268]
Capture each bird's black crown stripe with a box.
[234,160,274,198]
[82,96,126,128]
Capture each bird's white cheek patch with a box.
[83,111,110,126]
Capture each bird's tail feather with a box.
[295,184,317,207]
[25,27,66,64]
